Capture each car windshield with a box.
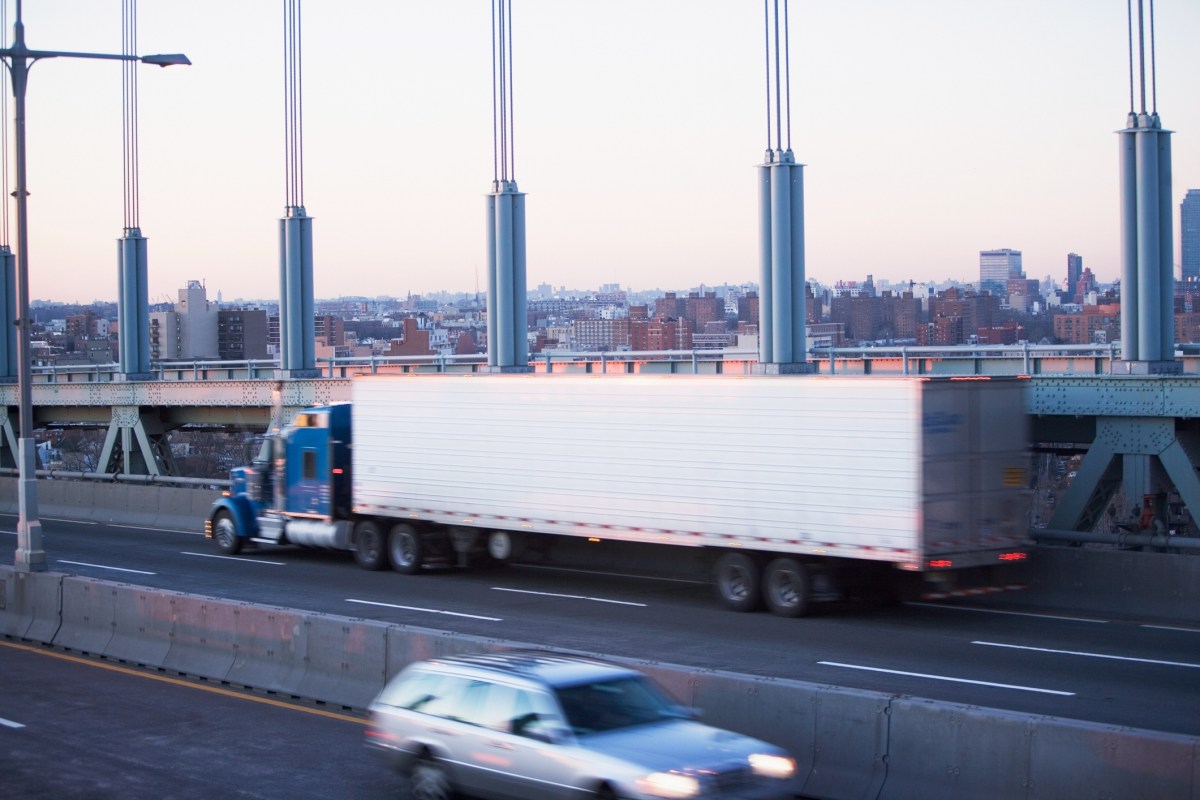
[553,675,679,735]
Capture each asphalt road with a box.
[5,515,1200,737]
[0,638,398,800]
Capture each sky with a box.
[11,0,1200,304]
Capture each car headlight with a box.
[749,753,796,779]
[636,771,701,799]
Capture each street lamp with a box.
[2,2,188,572]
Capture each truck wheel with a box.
[762,557,811,617]
[389,524,424,575]
[486,530,523,562]
[212,510,242,555]
[714,552,762,612]
[353,520,387,570]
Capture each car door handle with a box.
[429,726,457,736]
[485,739,515,750]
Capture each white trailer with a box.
[348,373,1030,616]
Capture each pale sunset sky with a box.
[11,0,1200,303]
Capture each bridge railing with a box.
[25,343,1200,383]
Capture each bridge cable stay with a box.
[755,0,810,372]
[115,0,151,378]
[0,0,13,384]
[485,0,529,371]
[278,0,316,374]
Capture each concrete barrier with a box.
[54,576,117,654]
[0,566,61,641]
[883,697,1037,800]
[296,614,391,709]
[1025,715,1199,799]
[104,584,177,667]
[226,603,307,694]
[162,593,239,678]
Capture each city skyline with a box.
[11,1,1200,303]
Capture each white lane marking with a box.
[0,529,15,535]
[1141,624,1200,634]
[0,717,26,729]
[818,661,1075,696]
[491,587,647,607]
[110,523,204,535]
[515,564,706,585]
[909,602,1107,624]
[973,641,1200,669]
[57,560,156,576]
[346,599,502,622]
[182,552,287,566]
[41,517,99,525]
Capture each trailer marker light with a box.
[332,468,344,475]
[998,552,1027,562]
[928,559,954,568]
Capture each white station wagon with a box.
[366,652,799,800]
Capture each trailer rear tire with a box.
[389,524,424,575]
[353,520,387,570]
[212,510,242,556]
[714,552,762,612]
[762,557,811,617]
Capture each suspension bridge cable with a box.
[506,0,516,181]
[763,0,770,150]
[1148,0,1157,114]
[283,0,304,208]
[783,0,791,151]
[1135,0,1146,114]
[1126,0,1135,114]
[490,0,498,182]
[121,0,140,230]
[773,0,781,151]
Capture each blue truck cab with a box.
[206,403,354,556]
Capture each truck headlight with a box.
[750,753,796,779]
[636,771,701,798]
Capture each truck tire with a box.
[713,552,762,612]
[389,524,424,575]
[353,520,388,570]
[486,530,523,562]
[212,510,243,555]
[762,557,811,617]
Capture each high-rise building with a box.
[1066,253,1083,300]
[979,249,1022,294]
[148,280,219,361]
[1182,190,1200,282]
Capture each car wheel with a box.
[594,786,620,800]
[762,557,811,617]
[408,756,454,800]
[713,552,762,612]
[353,520,387,570]
[212,510,242,555]
[389,524,424,575]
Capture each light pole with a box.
[2,1,188,571]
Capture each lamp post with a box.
[2,1,188,571]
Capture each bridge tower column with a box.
[1116,0,1178,376]
[117,229,152,378]
[755,1,813,376]
[277,0,319,379]
[483,0,530,373]
[115,13,153,380]
[0,246,15,380]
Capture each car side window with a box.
[420,675,476,720]
[509,689,568,741]
[376,668,447,712]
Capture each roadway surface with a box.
[5,515,1200,737]
[0,638,397,799]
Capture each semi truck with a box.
[206,373,1031,616]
